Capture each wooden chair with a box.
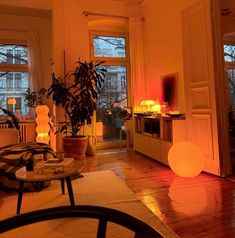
[0,205,163,238]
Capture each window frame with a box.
[89,30,131,106]
[89,31,130,63]
[89,30,132,147]
[0,39,28,73]
[0,39,29,117]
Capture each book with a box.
[44,158,74,170]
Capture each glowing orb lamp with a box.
[35,105,50,144]
[168,141,205,178]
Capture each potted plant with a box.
[47,60,106,159]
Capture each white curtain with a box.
[26,31,42,91]
[129,17,146,112]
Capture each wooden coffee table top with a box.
[15,161,81,182]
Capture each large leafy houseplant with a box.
[47,60,106,158]
[48,60,106,137]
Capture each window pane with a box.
[96,65,127,141]
[0,71,29,115]
[15,73,22,89]
[93,36,126,58]
[0,44,28,64]
[7,50,13,63]
[226,68,235,105]
[6,73,13,90]
[224,44,235,62]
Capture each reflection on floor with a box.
[83,147,235,238]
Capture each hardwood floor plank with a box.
[84,147,235,238]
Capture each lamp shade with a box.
[35,105,50,144]
[7,98,16,105]
[168,141,205,178]
[140,100,155,111]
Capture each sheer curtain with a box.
[26,31,42,91]
[129,17,146,112]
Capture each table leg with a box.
[65,176,75,206]
[60,178,65,194]
[17,180,24,214]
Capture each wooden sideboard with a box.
[133,114,186,165]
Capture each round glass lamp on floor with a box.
[168,141,205,178]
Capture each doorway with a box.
[223,42,235,174]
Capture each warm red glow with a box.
[168,141,205,178]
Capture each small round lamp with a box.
[168,141,205,178]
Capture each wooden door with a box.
[182,0,221,175]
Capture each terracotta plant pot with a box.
[63,136,88,160]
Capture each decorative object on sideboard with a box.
[47,60,106,159]
[151,102,161,114]
[166,111,184,118]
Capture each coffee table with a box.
[15,164,80,214]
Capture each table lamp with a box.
[140,100,155,111]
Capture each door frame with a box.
[211,0,232,176]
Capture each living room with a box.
[1,0,235,237]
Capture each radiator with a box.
[0,122,36,142]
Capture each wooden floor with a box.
[82,147,235,238]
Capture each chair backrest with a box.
[0,128,19,147]
[0,205,163,238]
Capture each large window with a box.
[0,43,29,116]
[90,31,130,143]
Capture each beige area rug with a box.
[0,170,178,238]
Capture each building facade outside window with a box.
[0,43,29,116]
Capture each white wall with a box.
[52,0,141,73]
[142,0,196,113]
